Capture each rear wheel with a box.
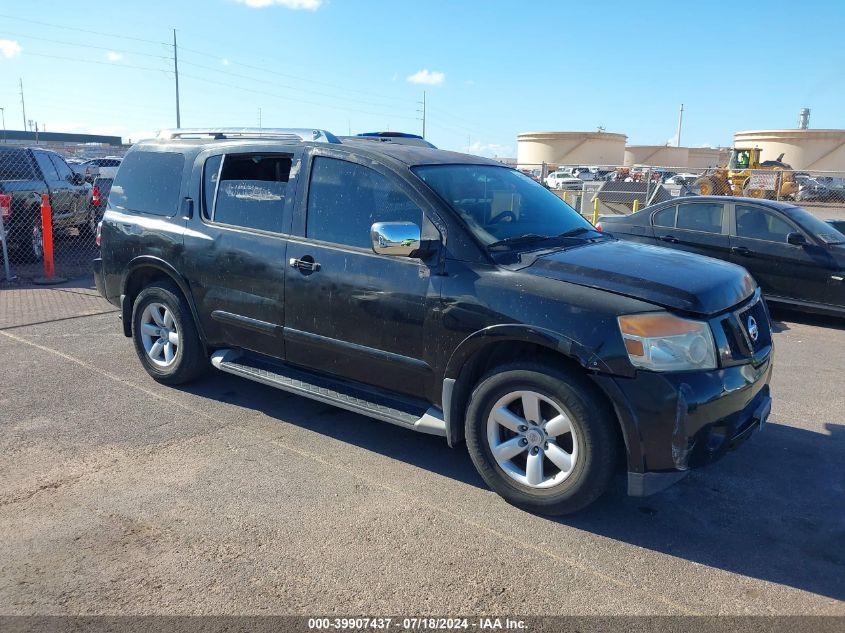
[131,281,207,385]
[742,179,768,199]
[465,362,618,515]
[11,219,44,263]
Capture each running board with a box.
[210,349,446,437]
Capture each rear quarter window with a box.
[109,151,184,216]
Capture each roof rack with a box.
[156,128,341,144]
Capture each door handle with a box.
[289,257,321,272]
[660,235,679,243]
[731,246,752,256]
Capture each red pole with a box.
[40,193,55,279]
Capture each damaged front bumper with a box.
[594,355,772,497]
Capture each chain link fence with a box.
[0,146,118,283]
[516,162,845,223]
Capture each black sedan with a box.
[596,196,845,316]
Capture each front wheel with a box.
[465,362,618,515]
[131,281,207,385]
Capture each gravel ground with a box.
[0,280,843,616]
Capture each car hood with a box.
[524,240,757,315]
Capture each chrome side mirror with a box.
[371,221,422,257]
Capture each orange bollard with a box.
[40,193,55,279]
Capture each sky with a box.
[0,0,843,156]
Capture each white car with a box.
[665,173,701,186]
[81,157,122,181]
[545,172,584,190]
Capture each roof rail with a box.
[156,128,341,144]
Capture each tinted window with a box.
[212,154,291,232]
[736,205,793,242]
[33,152,59,180]
[49,154,75,181]
[109,151,184,216]
[652,206,675,227]
[307,157,422,249]
[202,155,222,220]
[0,151,35,180]
[676,203,723,233]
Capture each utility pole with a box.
[419,91,426,138]
[0,107,5,143]
[258,107,262,128]
[173,29,181,128]
[676,103,684,147]
[19,78,26,130]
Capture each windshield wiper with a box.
[486,234,552,249]
[557,226,594,238]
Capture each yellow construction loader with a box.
[693,148,797,199]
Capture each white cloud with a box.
[106,51,123,62]
[407,69,445,86]
[235,0,322,9]
[0,39,22,59]
[467,142,514,158]
[222,58,231,66]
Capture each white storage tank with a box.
[517,131,626,169]
[733,129,845,171]
[687,147,723,169]
[623,145,689,168]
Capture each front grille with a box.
[715,293,773,365]
[737,299,772,354]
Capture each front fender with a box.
[443,323,610,381]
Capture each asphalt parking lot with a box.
[0,280,843,615]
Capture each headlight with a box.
[618,312,717,372]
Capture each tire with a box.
[465,361,618,515]
[11,218,44,264]
[693,176,723,196]
[131,281,207,385]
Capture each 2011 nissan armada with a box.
[94,128,773,514]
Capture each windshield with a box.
[413,164,594,248]
[787,206,845,244]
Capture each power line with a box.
[178,72,418,121]
[177,58,415,112]
[178,44,416,106]
[23,51,171,74]
[0,30,170,61]
[0,13,167,46]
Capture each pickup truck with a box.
[0,146,93,262]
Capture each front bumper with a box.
[593,354,772,496]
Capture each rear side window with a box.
[652,206,676,227]
[210,154,291,232]
[0,151,36,180]
[306,156,422,249]
[109,151,184,216]
[676,203,723,233]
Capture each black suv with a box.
[94,128,773,514]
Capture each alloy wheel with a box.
[486,390,579,489]
[139,302,180,367]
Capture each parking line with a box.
[0,327,700,615]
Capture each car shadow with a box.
[178,373,845,602]
[768,305,845,331]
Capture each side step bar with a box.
[211,349,446,437]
